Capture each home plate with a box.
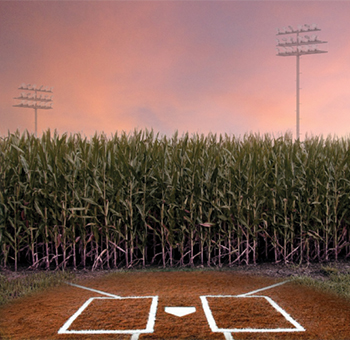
[165,307,196,317]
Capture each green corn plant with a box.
[2,130,350,269]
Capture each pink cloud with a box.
[1,1,350,139]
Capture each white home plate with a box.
[165,307,196,317]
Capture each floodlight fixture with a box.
[276,23,327,140]
[13,83,54,137]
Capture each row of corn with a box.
[1,130,350,270]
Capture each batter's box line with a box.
[58,283,158,337]
[200,280,305,338]
[200,295,305,333]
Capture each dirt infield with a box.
[1,270,350,340]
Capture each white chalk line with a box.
[264,295,305,331]
[60,280,304,339]
[201,295,305,333]
[200,296,218,333]
[58,297,95,334]
[203,280,290,299]
[200,280,305,336]
[237,280,290,297]
[145,295,158,333]
[58,282,158,336]
[224,332,234,340]
[66,282,121,298]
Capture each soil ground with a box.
[1,262,350,340]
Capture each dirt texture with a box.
[1,268,350,340]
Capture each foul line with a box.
[66,282,121,298]
[202,280,290,300]
[237,280,290,297]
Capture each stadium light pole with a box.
[13,83,53,137]
[276,24,327,140]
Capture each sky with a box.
[0,0,349,140]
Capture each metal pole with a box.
[296,32,300,140]
[35,107,37,138]
[35,89,37,137]
[276,24,327,141]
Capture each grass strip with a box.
[292,269,350,300]
[0,270,75,306]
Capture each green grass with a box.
[292,267,350,300]
[0,270,75,306]
[2,265,350,308]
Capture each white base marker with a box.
[165,307,196,317]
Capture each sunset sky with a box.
[1,1,349,139]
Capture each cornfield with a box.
[1,130,350,271]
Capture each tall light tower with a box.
[276,24,327,140]
[13,83,53,137]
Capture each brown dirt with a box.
[1,269,350,340]
[71,298,152,331]
[207,296,293,329]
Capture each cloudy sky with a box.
[0,1,349,139]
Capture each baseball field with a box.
[2,132,350,339]
[1,268,350,340]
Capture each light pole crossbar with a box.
[13,83,53,137]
